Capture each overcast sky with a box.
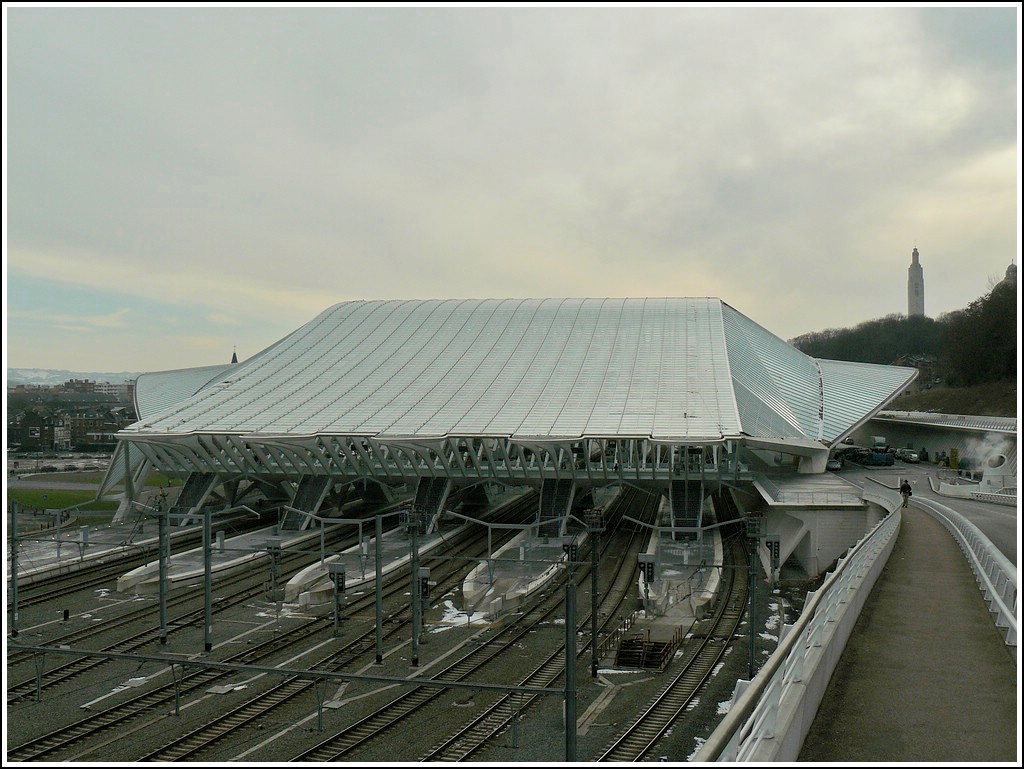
[4,4,1020,374]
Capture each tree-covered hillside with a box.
[790,279,1018,389]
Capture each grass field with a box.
[6,468,177,514]
[7,487,120,514]
[888,380,1017,417]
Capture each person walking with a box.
[899,479,913,508]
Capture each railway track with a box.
[6,496,534,762]
[6,534,353,701]
[133,495,536,762]
[9,511,268,604]
[290,488,655,762]
[418,489,654,761]
[9,487,756,764]
[5,610,339,762]
[595,526,749,761]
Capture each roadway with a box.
[832,461,1017,565]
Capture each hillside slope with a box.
[886,380,1018,418]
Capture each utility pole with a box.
[375,514,383,664]
[10,504,19,638]
[586,509,604,678]
[409,507,421,667]
[204,508,213,652]
[746,514,763,680]
[158,497,169,645]
[565,581,577,762]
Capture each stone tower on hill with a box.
[908,246,925,317]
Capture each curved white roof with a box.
[123,298,916,446]
[134,363,242,420]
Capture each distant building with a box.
[892,353,938,393]
[908,246,925,317]
[94,380,135,401]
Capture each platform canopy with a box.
[100,298,917,494]
[99,296,921,495]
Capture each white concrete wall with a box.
[786,506,882,577]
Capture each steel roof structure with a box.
[100,298,917,499]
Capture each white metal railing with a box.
[913,496,1018,650]
[755,473,862,506]
[695,483,1018,762]
[876,411,1017,434]
[694,488,902,762]
[774,490,864,505]
[970,491,1017,507]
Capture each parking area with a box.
[7,452,112,478]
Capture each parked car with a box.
[826,457,844,471]
[895,448,920,463]
[846,448,870,463]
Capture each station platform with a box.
[116,521,333,595]
[797,503,1019,763]
[462,530,584,618]
[284,518,468,606]
[459,520,722,674]
[8,516,200,586]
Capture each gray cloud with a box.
[5,6,1018,371]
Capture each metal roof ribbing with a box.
[134,364,241,420]
[722,305,821,440]
[817,359,920,441]
[124,298,915,445]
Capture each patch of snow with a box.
[430,599,490,632]
[688,737,707,761]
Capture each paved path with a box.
[798,505,1018,763]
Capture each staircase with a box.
[538,478,574,538]
[670,479,703,541]
[614,633,676,671]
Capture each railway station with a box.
[94,298,923,657]
[8,296,1016,763]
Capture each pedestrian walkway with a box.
[798,505,1018,763]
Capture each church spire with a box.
[231,346,238,364]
